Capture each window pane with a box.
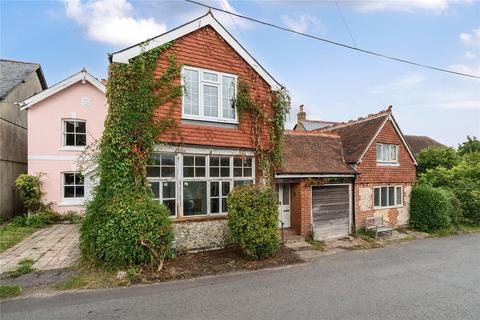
[183,181,207,216]
[220,157,230,166]
[221,168,230,177]
[383,145,389,161]
[377,144,382,161]
[210,157,219,166]
[210,167,219,177]
[147,167,160,177]
[149,154,161,165]
[245,158,252,167]
[75,173,84,185]
[76,134,86,146]
[211,182,219,197]
[150,182,160,199]
[244,167,252,177]
[396,187,402,205]
[75,186,84,198]
[66,133,75,146]
[163,200,176,216]
[211,198,219,214]
[64,186,75,198]
[234,180,253,187]
[221,198,228,213]
[65,121,75,133]
[161,167,175,177]
[374,188,380,207]
[76,121,86,133]
[203,72,218,82]
[388,187,395,206]
[163,182,175,199]
[183,167,194,177]
[203,85,218,117]
[162,155,175,166]
[195,156,205,167]
[195,167,205,177]
[381,187,388,207]
[183,69,199,116]
[64,173,75,185]
[282,184,290,205]
[222,76,235,119]
[234,157,242,167]
[234,168,242,177]
[222,181,230,197]
[183,156,194,166]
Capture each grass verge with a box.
[0,223,41,253]
[306,240,327,251]
[348,230,383,250]
[0,285,22,299]
[54,264,128,290]
[428,224,480,238]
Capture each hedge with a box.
[227,185,279,260]
[409,184,451,232]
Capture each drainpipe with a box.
[352,175,356,234]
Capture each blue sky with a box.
[1,0,479,146]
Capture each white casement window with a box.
[373,186,403,208]
[182,66,237,123]
[376,143,399,163]
[147,153,254,217]
[63,120,86,147]
[62,172,85,200]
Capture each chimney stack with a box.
[297,104,306,124]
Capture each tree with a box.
[416,146,459,175]
[458,136,480,156]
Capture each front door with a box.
[276,183,291,228]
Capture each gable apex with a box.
[109,13,281,90]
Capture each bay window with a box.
[374,186,403,208]
[147,152,254,217]
[182,66,237,122]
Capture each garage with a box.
[312,185,351,240]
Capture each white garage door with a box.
[312,185,350,240]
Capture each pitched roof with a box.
[405,135,445,155]
[109,13,281,90]
[20,68,106,109]
[0,59,47,99]
[315,111,390,163]
[294,119,338,131]
[277,131,356,176]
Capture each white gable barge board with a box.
[110,13,281,90]
[20,69,106,110]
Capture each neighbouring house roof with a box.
[20,68,106,109]
[294,119,338,131]
[315,107,417,165]
[109,12,281,90]
[277,131,357,177]
[0,59,47,100]
[405,135,446,155]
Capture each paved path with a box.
[0,224,80,274]
[2,233,479,320]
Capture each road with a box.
[1,234,479,320]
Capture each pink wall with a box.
[28,81,107,213]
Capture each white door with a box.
[276,183,291,228]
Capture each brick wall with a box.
[354,119,416,228]
[290,181,312,237]
[153,26,273,150]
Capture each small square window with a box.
[63,120,86,147]
[63,172,84,199]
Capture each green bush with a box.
[416,147,459,175]
[410,184,451,232]
[227,185,279,260]
[11,208,59,228]
[15,173,46,212]
[81,194,174,268]
[440,188,464,225]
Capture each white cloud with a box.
[281,14,322,33]
[459,27,480,47]
[406,99,480,110]
[349,0,473,13]
[370,73,425,94]
[464,51,476,59]
[448,64,480,76]
[63,0,167,46]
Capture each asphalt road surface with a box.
[2,233,479,320]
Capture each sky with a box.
[1,0,479,147]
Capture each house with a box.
[0,59,47,219]
[109,13,281,252]
[293,106,417,231]
[405,135,445,155]
[20,69,107,213]
[275,131,357,240]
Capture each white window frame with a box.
[376,143,399,164]
[61,171,85,204]
[373,185,403,209]
[62,119,87,149]
[147,153,177,216]
[181,66,238,124]
[147,150,255,218]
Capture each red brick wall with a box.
[290,181,312,237]
[354,119,416,228]
[153,26,273,150]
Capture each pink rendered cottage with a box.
[20,69,107,213]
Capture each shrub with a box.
[416,147,459,175]
[81,194,174,268]
[440,188,464,225]
[227,185,279,260]
[458,135,480,156]
[0,285,22,298]
[410,184,451,232]
[15,173,46,212]
[11,208,59,228]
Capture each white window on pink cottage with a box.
[63,120,86,147]
[181,66,237,123]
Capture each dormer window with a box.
[376,143,398,163]
[182,66,237,123]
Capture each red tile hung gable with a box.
[355,119,416,184]
[153,26,273,150]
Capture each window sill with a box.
[58,200,85,207]
[373,205,403,210]
[181,116,239,128]
[58,146,85,152]
[173,214,228,223]
[377,162,400,167]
